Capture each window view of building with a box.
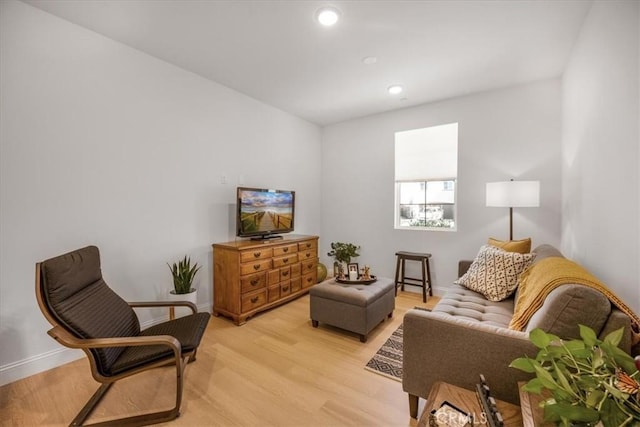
[394,123,458,231]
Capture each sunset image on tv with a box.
[239,190,294,233]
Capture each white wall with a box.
[0,0,321,385]
[562,1,640,314]
[321,79,562,293]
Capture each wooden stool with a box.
[394,251,432,303]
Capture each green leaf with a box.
[553,362,577,397]
[522,378,545,394]
[542,403,563,422]
[579,324,599,347]
[602,381,627,400]
[592,347,605,369]
[603,327,624,347]
[534,364,559,390]
[585,389,605,408]
[510,357,536,373]
[545,402,600,422]
[551,387,573,402]
[599,396,631,427]
[601,341,638,374]
[564,339,586,353]
[530,328,552,349]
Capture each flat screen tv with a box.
[236,187,295,240]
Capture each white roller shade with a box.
[395,123,458,181]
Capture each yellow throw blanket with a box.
[509,257,640,345]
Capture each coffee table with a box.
[418,381,522,427]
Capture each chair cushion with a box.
[41,246,141,376]
[42,245,103,306]
[109,312,210,375]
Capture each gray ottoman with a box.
[309,277,395,342]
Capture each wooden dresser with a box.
[212,234,319,325]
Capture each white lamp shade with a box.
[486,181,540,208]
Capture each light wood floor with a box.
[0,291,438,427]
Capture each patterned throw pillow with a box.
[455,245,536,301]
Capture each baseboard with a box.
[0,346,84,387]
[0,303,212,387]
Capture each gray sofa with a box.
[402,244,635,418]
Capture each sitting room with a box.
[1,1,639,426]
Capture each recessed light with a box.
[362,56,377,65]
[388,85,403,95]
[316,7,340,26]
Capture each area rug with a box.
[364,324,403,382]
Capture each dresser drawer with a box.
[301,272,316,288]
[290,263,301,278]
[241,290,267,312]
[279,266,291,281]
[240,248,273,263]
[267,269,280,285]
[280,281,291,297]
[240,272,267,294]
[273,244,298,257]
[298,240,317,251]
[240,259,271,275]
[298,248,316,261]
[273,253,298,268]
[300,258,317,274]
[267,285,280,302]
[290,277,301,293]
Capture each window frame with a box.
[394,179,457,232]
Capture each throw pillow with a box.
[488,237,532,254]
[455,245,536,302]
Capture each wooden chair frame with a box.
[36,263,200,427]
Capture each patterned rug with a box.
[364,324,403,382]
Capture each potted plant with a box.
[510,325,640,427]
[167,255,201,318]
[327,242,360,276]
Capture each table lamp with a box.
[486,179,540,240]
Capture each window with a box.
[394,123,458,231]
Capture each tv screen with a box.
[237,187,295,239]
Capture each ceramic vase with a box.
[168,288,198,318]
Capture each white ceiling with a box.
[23,0,592,126]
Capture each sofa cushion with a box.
[432,284,514,328]
[455,245,535,302]
[524,284,611,340]
[488,237,531,254]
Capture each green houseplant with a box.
[168,255,201,295]
[510,325,640,427]
[327,242,360,278]
[327,242,360,264]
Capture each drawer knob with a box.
[283,258,289,263]
[283,247,289,253]
[251,279,259,286]
[253,252,261,258]
[283,286,289,292]
[306,243,311,248]
[250,296,258,303]
[253,264,260,270]
[283,271,289,277]
[306,253,310,258]
[306,277,312,283]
